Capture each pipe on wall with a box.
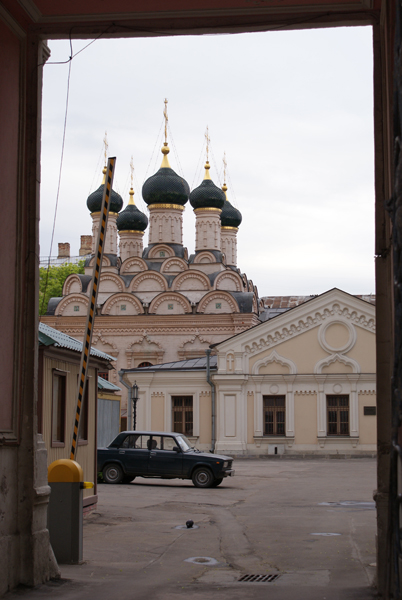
[118,371,133,430]
[206,349,216,453]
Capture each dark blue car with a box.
[98,431,235,488]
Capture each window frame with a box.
[78,375,89,445]
[172,395,193,437]
[263,395,286,436]
[51,370,67,448]
[326,394,350,436]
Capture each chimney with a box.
[58,243,70,259]
[79,235,92,256]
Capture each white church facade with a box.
[120,289,376,456]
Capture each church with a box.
[42,118,377,455]
[32,115,378,595]
[41,122,261,426]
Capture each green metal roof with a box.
[98,376,121,391]
[39,322,114,361]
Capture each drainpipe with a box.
[206,349,216,453]
[119,371,133,431]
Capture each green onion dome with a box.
[189,162,225,211]
[87,167,123,214]
[220,184,242,227]
[142,144,189,207]
[117,189,148,232]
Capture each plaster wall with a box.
[151,394,165,431]
[347,327,376,371]
[148,206,184,245]
[249,327,326,373]
[199,392,212,444]
[0,19,18,433]
[294,393,318,445]
[358,392,377,445]
[195,209,222,252]
[41,355,97,502]
[221,228,237,266]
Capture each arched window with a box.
[137,361,153,368]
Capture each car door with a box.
[118,434,150,475]
[147,435,183,477]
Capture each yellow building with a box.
[38,323,114,511]
[121,289,376,456]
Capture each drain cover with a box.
[318,501,375,509]
[310,532,341,536]
[185,556,218,565]
[239,574,280,583]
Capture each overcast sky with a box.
[40,26,374,297]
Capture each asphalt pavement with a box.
[7,458,378,600]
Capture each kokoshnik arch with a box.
[0,0,396,597]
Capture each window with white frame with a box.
[326,395,349,436]
[263,395,285,436]
[172,396,193,436]
[52,371,66,446]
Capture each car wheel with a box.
[192,467,214,488]
[122,476,136,484]
[211,478,223,487]
[103,464,123,484]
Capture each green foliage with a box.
[39,260,85,316]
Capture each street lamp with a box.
[132,381,139,430]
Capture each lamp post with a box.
[132,381,139,430]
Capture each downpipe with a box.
[118,371,133,430]
[206,349,216,453]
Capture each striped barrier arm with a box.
[70,157,116,461]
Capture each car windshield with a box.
[175,434,192,452]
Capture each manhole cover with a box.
[185,556,218,565]
[310,532,341,536]
[239,574,280,583]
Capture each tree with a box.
[39,261,85,316]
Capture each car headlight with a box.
[223,461,229,468]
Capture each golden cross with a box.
[164,98,168,144]
[103,131,108,166]
[130,155,134,188]
[223,152,227,183]
[205,126,210,162]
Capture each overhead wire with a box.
[39,48,72,318]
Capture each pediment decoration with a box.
[126,334,164,368]
[54,294,89,316]
[318,318,357,353]
[178,334,212,359]
[99,273,124,293]
[244,300,375,355]
[120,257,148,274]
[171,270,210,291]
[197,291,240,314]
[160,257,188,274]
[148,292,192,314]
[92,333,118,352]
[101,293,144,315]
[62,274,82,295]
[193,251,215,264]
[148,244,175,259]
[127,335,163,351]
[130,271,167,293]
[314,353,360,374]
[88,255,111,267]
[252,350,297,375]
[214,271,242,292]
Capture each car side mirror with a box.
[173,446,181,453]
